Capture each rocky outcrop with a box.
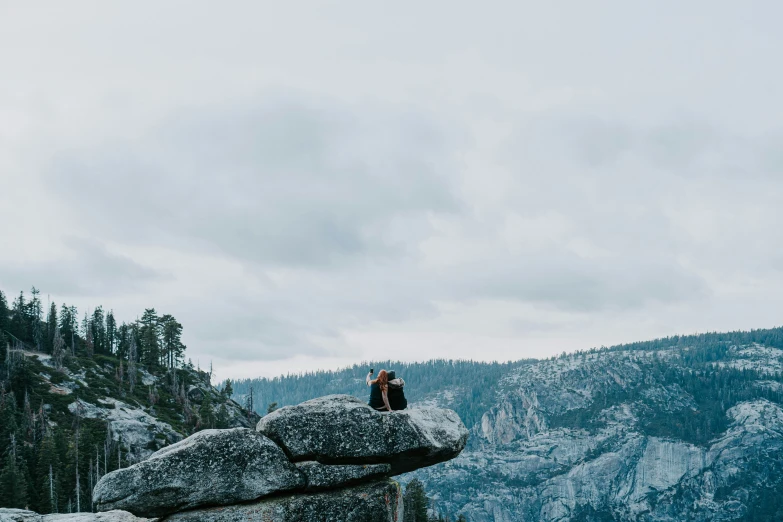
[0,510,40,522]
[296,461,391,491]
[409,345,783,521]
[257,395,469,474]
[93,428,304,517]
[166,480,403,522]
[0,510,151,522]
[82,396,466,521]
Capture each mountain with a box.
[5,282,783,521]
[0,287,259,514]
[234,327,783,521]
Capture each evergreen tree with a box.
[160,315,184,369]
[139,309,160,368]
[223,379,233,399]
[116,323,129,360]
[30,287,43,352]
[197,394,215,430]
[82,312,94,358]
[0,288,10,337]
[404,479,430,522]
[0,436,29,509]
[59,304,75,354]
[128,333,138,394]
[0,289,7,366]
[0,392,18,457]
[46,301,57,355]
[105,311,116,355]
[36,434,59,513]
[91,307,106,355]
[10,291,28,342]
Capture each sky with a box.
[1,1,782,380]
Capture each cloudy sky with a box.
[1,1,782,379]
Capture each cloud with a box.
[2,1,783,376]
[0,237,167,297]
[47,95,462,268]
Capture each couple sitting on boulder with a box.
[366,368,407,411]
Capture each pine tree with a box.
[46,301,57,355]
[223,379,233,399]
[128,333,138,394]
[116,323,129,360]
[403,479,430,522]
[0,289,9,333]
[83,312,94,359]
[91,307,106,355]
[59,304,74,354]
[30,287,43,352]
[0,289,10,362]
[197,394,215,431]
[10,291,27,342]
[105,311,116,355]
[160,315,184,369]
[0,435,29,509]
[139,309,160,368]
[37,434,59,513]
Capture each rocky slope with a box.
[5,395,468,521]
[410,341,783,521]
[7,347,257,464]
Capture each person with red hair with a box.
[366,368,407,411]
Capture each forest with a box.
[232,358,534,430]
[0,285,225,513]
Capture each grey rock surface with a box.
[43,512,155,522]
[0,510,40,522]
[408,344,783,521]
[0,510,152,522]
[94,428,303,517]
[165,479,403,522]
[296,461,391,491]
[257,395,468,474]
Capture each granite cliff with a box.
[2,395,469,522]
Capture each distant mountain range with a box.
[233,327,783,522]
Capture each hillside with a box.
[5,282,783,520]
[234,327,783,522]
[0,287,258,514]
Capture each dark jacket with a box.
[367,371,408,411]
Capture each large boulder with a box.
[0,510,151,522]
[94,428,304,517]
[165,479,403,522]
[0,510,39,522]
[257,395,469,474]
[296,461,391,491]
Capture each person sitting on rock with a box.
[366,368,407,411]
[386,370,407,410]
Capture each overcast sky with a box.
[1,1,782,379]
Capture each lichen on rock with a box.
[93,428,303,517]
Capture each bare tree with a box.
[53,326,66,370]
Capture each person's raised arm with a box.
[366,370,373,386]
[382,389,392,412]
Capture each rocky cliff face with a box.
[409,344,783,521]
[4,395,468,522]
